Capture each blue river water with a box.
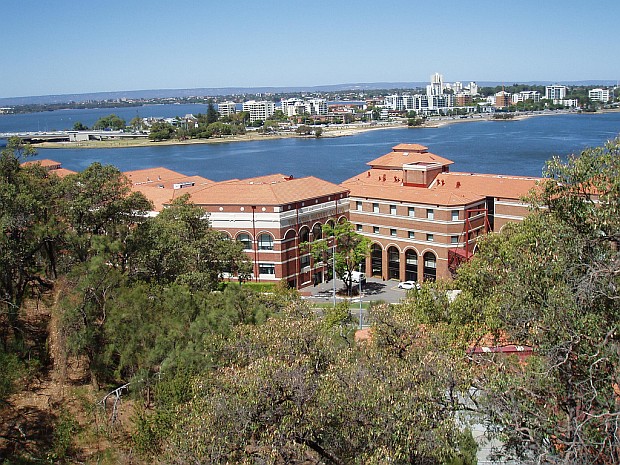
[1,106,619,183]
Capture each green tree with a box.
[306,220,370,294]
[163,302,475,464]
[92,113,126,131]
[129,116,144,132]
[455,137,620,464]
[206,102,219,124]
[0,138,61,342]
[128,195,251,289]
[59,163,152,264]
[72,121,88,130]
[148,121,176,141]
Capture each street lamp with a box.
[332,242,336,307]
[358,263,363,330]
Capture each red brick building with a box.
[125,168,348,288]
[342,144,540,282]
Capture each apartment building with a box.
[342,144,540,282]
[494,91,512,108]
[589,88,611,102]
[242,100,275,122]
[217,101,237,117]
[281,98,328,117]
[512,91,541,103]
[545,85,567,100]
[126,167,348,289]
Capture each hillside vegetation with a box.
[1,137,620,464]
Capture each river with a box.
[1,107,619,183]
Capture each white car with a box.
[398,281,420,290]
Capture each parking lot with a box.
[301,276,410,305]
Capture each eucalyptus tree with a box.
[455,138,620,464]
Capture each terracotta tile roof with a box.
[392,143,429,152]
[188,174,348,206]
[22,159,62,168]
[124,167,212,186]
[433,172,542,200]
[21,159,76,177]
[367,147,454,169]
[50,167,77,177]
[342,169,483,206]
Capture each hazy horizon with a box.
[1,0,619,100]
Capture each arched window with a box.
[299,226,310,243]
[236,233,252,251]
[388,246,400,280]
[371,244,383,277]
[423,252,436,282]
[405,249,418,282]
[312,223,322,241]
[258,233,274,250]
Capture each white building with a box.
[427,72,444,96]
[280,98,328,117]
[545,85,567,100]
[217,101,237,117]
[281,98,306,117]
[512,91,541,104]
[589,88,610,102]
[306,98,328,116]
[242,100,275,122]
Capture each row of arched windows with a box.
[235,232,274,251]
[371,244,437,282]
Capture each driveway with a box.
[301,277,409,305]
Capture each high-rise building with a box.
[217,101,237,117]
[545,85,567,100]
[242,100,275,122]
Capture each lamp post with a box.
[332,242,336,307]
[358,263,363,330]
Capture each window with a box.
[258,263,275,275]
[427,233,434,242]
[356,224,363,232]
[356,201,363,211]
[426,209,434,220]
[390,228,397,236]
[237,233,252,250]
[408,207,415,217]
[373,202,379,213]
[451,235,459,244]
[408,231,415,239]
[300,254,310,268]
[258,233,274,250]
[299,227,309,243]
[452,210,459,221]
[390,205,396,215]
[373,226,380,234]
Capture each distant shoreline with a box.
[33,109,613,150]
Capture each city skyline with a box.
[1,0,619,99]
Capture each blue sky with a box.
[1,0,618,98]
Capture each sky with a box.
[1,0,619,99]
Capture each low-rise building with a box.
[342,144,540,282]
[127,168,348,288]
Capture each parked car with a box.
[398,280,420,290]
[342,270,367,284]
